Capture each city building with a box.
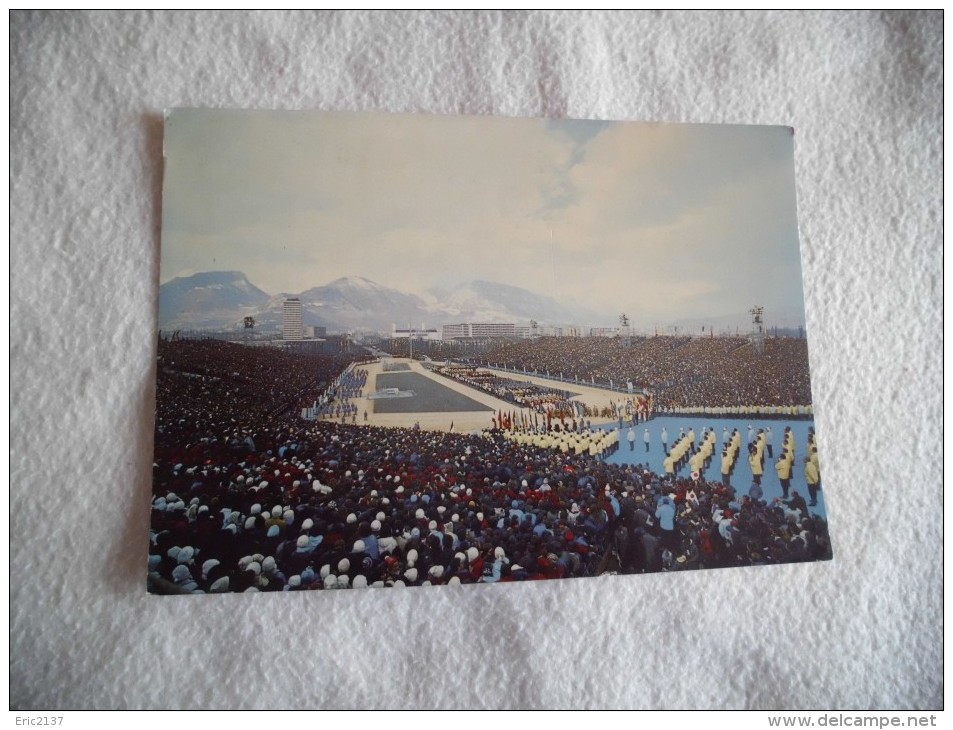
[442,322,517,339]
[470,322,515,338]
[282,298,303,340]
[303,325,328,339]
[441,323,471,340]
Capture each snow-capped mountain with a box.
[301,277,433,328]
[434,280,586,325]
[157,272,597,333]
[251,277,435,334]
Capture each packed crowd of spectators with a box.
[382,338,467,360]
[150,341,830,594]
[474,336,812,410]
[153,339,370,494]
[155,339,363,426]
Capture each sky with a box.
[161,108,807,329]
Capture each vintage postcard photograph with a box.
[149,109,830,594]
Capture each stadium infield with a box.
[372,372,493,413]
[460,368,824,513]
[349,360,824,516]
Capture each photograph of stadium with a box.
[149,109,831,594]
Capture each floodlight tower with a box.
[619,313,631,348]
[749,306,765,355]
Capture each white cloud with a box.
[161,110,806,328]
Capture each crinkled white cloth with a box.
[10,10,942,710]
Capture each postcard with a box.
[149,109,830,594]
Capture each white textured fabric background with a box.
[9,11,942,710]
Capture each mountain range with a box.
[158,271,271,330]
[158,272,598,334]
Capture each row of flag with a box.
[493,408,542,431]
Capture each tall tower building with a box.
[283,298,303,340]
